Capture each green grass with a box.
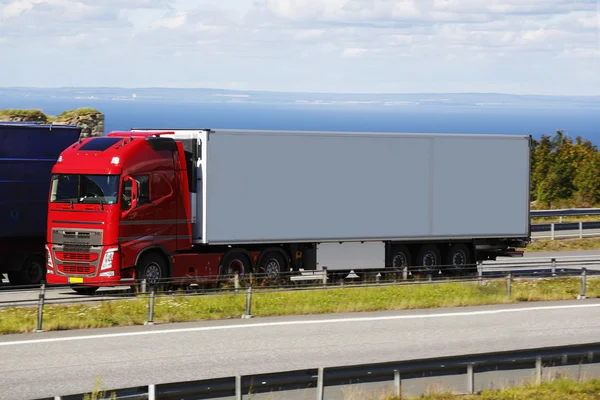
[56,107,101,120]
[0,108,49,122]
[378,378,600,399]
[526,237,600,252]
[1,277,597,335]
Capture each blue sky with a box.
[0,0,599,95]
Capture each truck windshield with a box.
[50,174,120,205]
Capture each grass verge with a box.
[0,277,598,335]
[378,377,600,399]
[525,237,600,252]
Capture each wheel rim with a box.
[144,262,162,285]
[264,258,280,279]
[227,259,245,276]
[392,253,408,269]
[451,250,467,268]
[422,252,437,270]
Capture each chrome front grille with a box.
[51,228,103,277]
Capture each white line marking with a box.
[1,302,599,347]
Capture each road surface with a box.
[0,299,599,399]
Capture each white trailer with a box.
[132,128,531,274]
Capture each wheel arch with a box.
[134,246,173,277]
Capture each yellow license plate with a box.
[69,277,84,283]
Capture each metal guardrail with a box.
[38,341,600,400]
[531,208,600,218]
[532,221,600,239]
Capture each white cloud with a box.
[0,0,598,94]
[149,11,186,29]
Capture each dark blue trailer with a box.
[0,122,81,285]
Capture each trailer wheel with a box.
[391,245,411,270]
[445,244,471,275]
[136,252,169,291]
[8,255,45,286]
[259,252,287,281]
[416,245,441,274]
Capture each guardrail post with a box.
[148,384,155,400]
[394,370,401,397]
[376,273,381,285]
[402,266,407,281]
[551,258,556,277]
[535,356,542,385]
[141,278,147,294]
[477,261,483,285]
[35,281,46,333]
[145,287,155,325]
[316,367,324,400]
[322,267,327,287]
[579,221,583,239]
[559,215,563,223]
[242,286,253,319]
[235,375,242,400]
[578,268,587,300]
[506,273,512,298]
[466,363,474,394]
[234,272,239,294]
[551,223,555,240]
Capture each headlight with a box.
[101,248,118,271]
[45,245,54,268]
[99,271,115,277]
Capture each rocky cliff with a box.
[0,108,104,137]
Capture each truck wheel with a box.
[136,252,169,292]
[8,255,45,286]
[221,252,252,277]
[416,244,440,274]
[259,252,287,281]
[445,244,471,275]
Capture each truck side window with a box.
[121,179,132,211]
[135,175,150,206]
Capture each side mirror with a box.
[121,176,138,214]
[131,178,139,208]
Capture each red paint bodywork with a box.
[45,131,215,286]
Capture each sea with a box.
[2,96,599,144]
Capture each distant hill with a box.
[1,87,599,110]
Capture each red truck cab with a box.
[46,132,193,293]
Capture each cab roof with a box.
[53,133,178,175]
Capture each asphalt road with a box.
[1,299,599,399]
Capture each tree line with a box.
[530,130,600,208]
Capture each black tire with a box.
[258,252,287,281]
[8,255,45,286]
[445,244,472,275]
[71,286,99,295]
[220,252,252,277]
[136,252,169,291]
[416,244,441,274]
